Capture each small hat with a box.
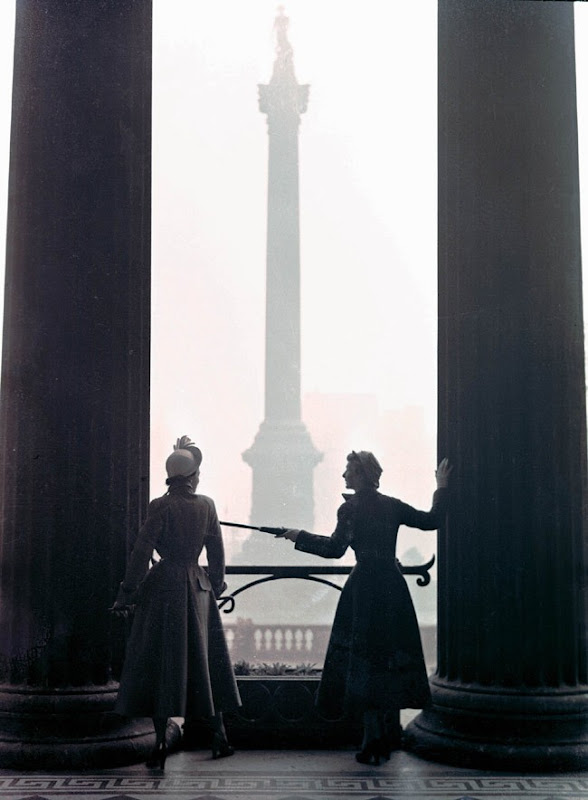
[165,436,202,478]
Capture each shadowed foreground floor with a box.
[1,748,587,800]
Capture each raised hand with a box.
[435,457,453,489]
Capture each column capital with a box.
[258,82,310,122]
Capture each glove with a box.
[275,528,301,542]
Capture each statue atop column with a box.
[274,6,294,72]
[259,6,309,120]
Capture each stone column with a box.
[242,9,321,533]
[261,68,306,426]
[405,0,588,770]
[0,1,156,768]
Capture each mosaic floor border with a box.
[1,774,588,800]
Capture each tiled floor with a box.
[1,749,588,800]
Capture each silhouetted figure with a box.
[278,452,451,764]
[111,436,241,769]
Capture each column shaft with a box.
[0,0,155,767]
[265,123,302,422]
[406,0,588,770]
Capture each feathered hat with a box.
[165,435,202,478]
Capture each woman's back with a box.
[152,490,219,565]
[113,437,240,731]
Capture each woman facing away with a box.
[110,436,241,770]
[277,451,451,766]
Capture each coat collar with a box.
[342,487,378,502]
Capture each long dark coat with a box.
[294,487,447,718]
[115,485,241,719]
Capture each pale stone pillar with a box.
[243,9,321,532]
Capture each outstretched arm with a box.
[276,504,353,559]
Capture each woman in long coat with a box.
[278,451,450,765]
[111,436,241,769]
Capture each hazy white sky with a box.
[150,0,588,525]
[0,2,586,534]
[149,0,441,521]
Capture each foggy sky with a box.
[0,2,586,562]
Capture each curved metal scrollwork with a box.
[401,554,436,587]
[218,574,348,614]
[218,556,435,614]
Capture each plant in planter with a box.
[232,660,320,677]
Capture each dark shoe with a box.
[146,741,167,770]
[355,740,382,766]
[379,729,403,760]
[211,732,235,760]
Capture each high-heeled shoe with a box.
[146,741,167,770]
[355,739,382,766]
[211,732,235,760]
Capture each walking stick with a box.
[219,520,287,536]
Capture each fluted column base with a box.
[405,678,588,771]
[0,684,181,769]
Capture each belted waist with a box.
[355,554,400,566]
[157,559,212,591]
[159,557,200,568]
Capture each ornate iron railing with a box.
[218,556,435,614]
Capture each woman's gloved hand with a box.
[108,600,134,619]
[214,581,228,600]
[108,582,135,617]
[274,528,301,542]
[435,457,453,489]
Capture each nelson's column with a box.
[242,9,321,535]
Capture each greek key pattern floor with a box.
[1,774,588,800]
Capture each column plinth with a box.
[409,682,588,771]
[0,686,167,769]
[405,0,588,770]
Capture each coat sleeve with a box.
[119,500,167,598]
[396,488,448,530]
[204,498,227,599]
[294,502,353,559]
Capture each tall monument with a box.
[243,8,321,532]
